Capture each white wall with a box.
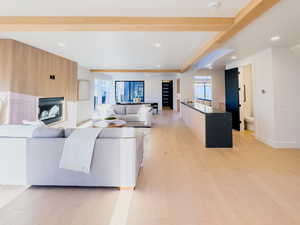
[226,47,300,148]
[180,74,194,101]
[110,73,178,111]
[242,64,254,118]
[66,66,95,127]
[76,66,94,124]
[180,68,225,108]
[272,48,300,148]
[211,69,226,106]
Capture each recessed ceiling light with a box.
[270,36,280,42]
[291,43,300,50]
[154,43,161,48]
[206,64,213,69]
[58,42,65,48]
[231,56,237,60]
[208,1,221,9]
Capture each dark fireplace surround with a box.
[38,97,64,125]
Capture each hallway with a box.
[1,111,300,225]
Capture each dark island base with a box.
[181,101,233,149]
[205,113,233,148]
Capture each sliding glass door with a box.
[94,79,112,109]
[194,82,212,100]
[115,81,145,103]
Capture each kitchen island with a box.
[180,101,232,148]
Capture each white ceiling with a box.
[198,0,300,69]
[0,0,253,71]
[108,72,178,79]
[0,0,251,17]
[3,0,298,72]
[0,31,217,69]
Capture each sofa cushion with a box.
[101,128,136,138]
[65,127,136,139]
[121,114,140,122]
[113,105,126,115]
[32,127,64,138]
[94,104,114,120]
[0,125,64,138]
[126,105,143,114]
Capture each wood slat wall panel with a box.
[0,39,13,91]
[0,39,78,100]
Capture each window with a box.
[194,76,212,101]
[94,79,112,109]
[115,81,145,103]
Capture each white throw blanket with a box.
[59,128,103,174]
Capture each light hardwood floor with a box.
[1,111,300,225]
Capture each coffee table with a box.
[108,121,151,128]
[124,121,151,128]
[93,120,151,128]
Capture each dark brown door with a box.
[225,68,240,131]
[162,81,173,109]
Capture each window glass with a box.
[194,76,212,101]
[115,81,145,103]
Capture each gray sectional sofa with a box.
[0,126,144,189]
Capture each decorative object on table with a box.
[104,116,117,121]
[125,121,151,128]
[133,97,141,103]
[110,120,127,127]
[92,120,108,128]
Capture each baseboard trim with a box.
[119,186,135,191]
[256,135,299,149]
[271,141,299,149]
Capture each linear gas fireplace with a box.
[38,97,64,125]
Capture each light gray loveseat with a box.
[94,104,153,126]
[0,126,144,189]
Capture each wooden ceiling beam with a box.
[90,69,181,73]
[0,16,234,32]
[181,0,280,72]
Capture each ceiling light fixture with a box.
[270,36,280,42]
[58,42,66,48]
[291,43,300,50]
[208,1,221,9]
[231,56,237,60]
[206,64,213,70]
[154,43,161,48]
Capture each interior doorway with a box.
[176,79,181,112]
[162,80,173,110]
[225,68,241,131]
[242,64,255,132]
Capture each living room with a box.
[1,0,300,224]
